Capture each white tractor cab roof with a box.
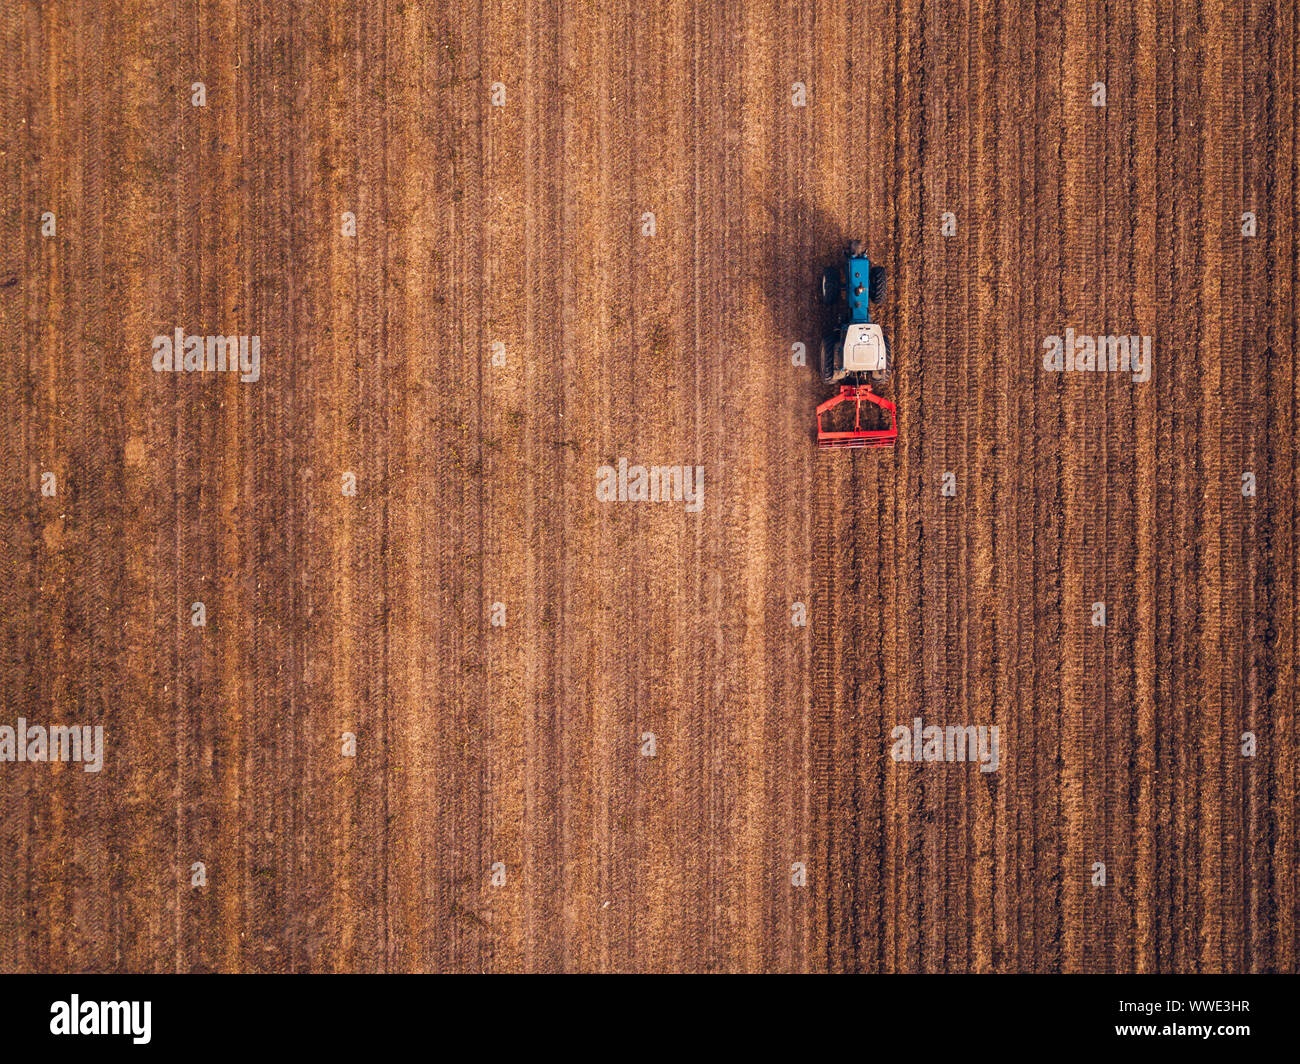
[841,323,887,374]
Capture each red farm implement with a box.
[815,384,898,449]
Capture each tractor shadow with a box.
[757,196,849,391]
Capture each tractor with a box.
[816,241,896,448]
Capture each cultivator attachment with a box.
[816,384,898,449]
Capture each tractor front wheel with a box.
[820,267,842,306]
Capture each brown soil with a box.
[1,0,1295,972]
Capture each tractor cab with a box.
[841,322,888,376]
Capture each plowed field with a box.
[2,0,1296,972]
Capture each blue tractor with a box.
[816,241,896,448]
[819,240,890,385]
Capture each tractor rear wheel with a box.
[869,264,887,302]
[871,333,892,384]
[820,266,841,306]
[820,333,840,384]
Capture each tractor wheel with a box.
[871,334,892,384]
[820,333,840,384]
[820,266,842,306]
[869,264,887,302]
